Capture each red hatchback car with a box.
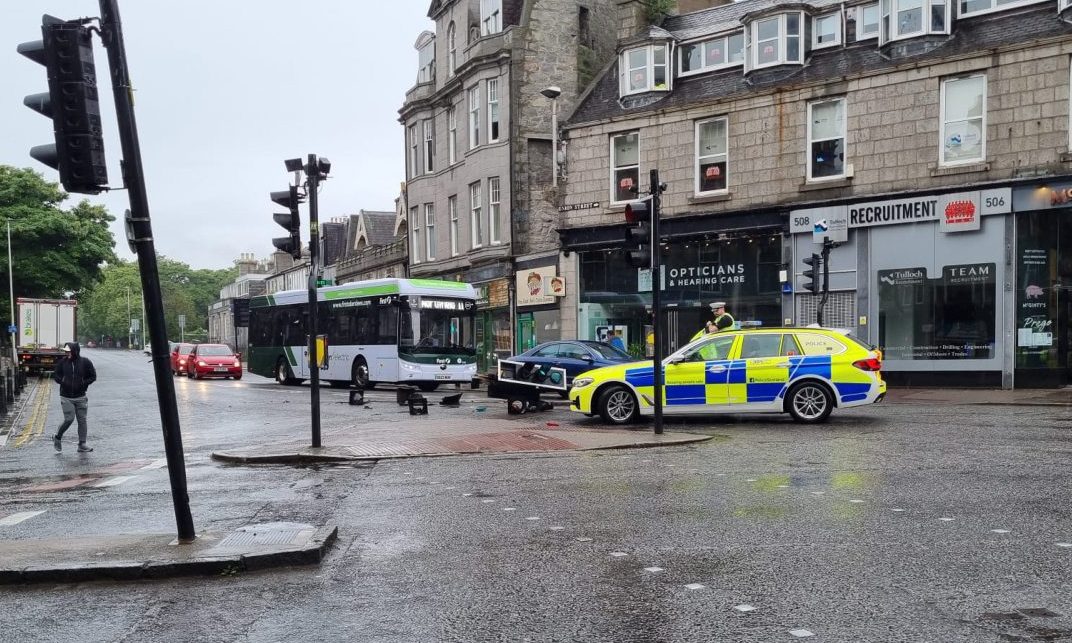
[186,344,242,380]
[170,343,196,375]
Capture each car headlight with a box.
[198,360,207,367]
[572,377,594,389]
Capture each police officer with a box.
[710,301,735,331]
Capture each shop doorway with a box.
[662,305,709,354]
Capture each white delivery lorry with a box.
[17,298,77,375]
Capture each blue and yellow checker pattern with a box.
[569,329,885,419]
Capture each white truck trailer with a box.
[17,298,77,375]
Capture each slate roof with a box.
[568,3,1072,127]
[361,210,399,246]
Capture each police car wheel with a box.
[598,386,638,425]
[787,381,833,423]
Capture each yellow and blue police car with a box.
[569,327,885,425]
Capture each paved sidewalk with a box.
[884,386,1071,406]
[0,522,337,585]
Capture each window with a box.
[740,334,785,359]
[610,132,639,204]
[417,38,435,84]
[487,78,500,142]
[959,0,1045,17]
[750,13,802,70]
[618,44,669,96]
[408,124,419,179]
[448,106,457,164]
[807,98,846,180]
[880,0,949,42]
[695,118,728,194]
[813,13,841,48]
[856,4,880,40]
[424,204,436,261]
[679,32,745,75]
[940,75,986,165]
[488,177,501,244]
[468,86,480,150]
[422,119,434,174]
[410,206,421,264]
[470,182,483,248]
[447,22,457,77]
[448,195,459,257]
[1063,0,1072,10]
[481,0,502,36]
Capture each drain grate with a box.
[215,523,312,549]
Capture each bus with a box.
[247,278,477,390]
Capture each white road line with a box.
[92,475,138,488]
[0,510,46,526]
[140,458,168,470]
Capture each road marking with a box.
[525,516,540,521]
[548,526,565,531]
[92,475,138,488]
[734,604,757,612]
[644,567,663,573]
[0,510,46,526]
[991,529,1010,534]
[849,499,864,503]
[939,517,955,522]
[1056,543,1072,548]
[503,507,517,511]
[609,551,628,557]
[140,458,168,470]
[789,629,815,638]
[685,583,705,590]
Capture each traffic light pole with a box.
[306,154,322,448]
[818,238,833,327]
[649,170,664,436]
[98,0,195,542]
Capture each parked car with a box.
[570,327,886,425]
[170,343,196,375]
[186,343,242,380]
[509,340,635,386]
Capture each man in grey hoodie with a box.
[51,342,97,453]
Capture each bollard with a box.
[0,375,7,415]
[407,392,428,415]
[396,386,416,406]
[5,370,13,404]
[348,389,365,406]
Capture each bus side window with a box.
[377,306,398,344]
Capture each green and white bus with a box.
[247,278,477,390]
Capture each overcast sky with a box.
[1,1,433,270]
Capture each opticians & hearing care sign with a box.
[790,188,1011,240]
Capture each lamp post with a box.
[540,86,561,187]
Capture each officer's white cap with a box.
[710,301,726,308]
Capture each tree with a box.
[0,166,116,326]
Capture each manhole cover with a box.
[215,522,312,548]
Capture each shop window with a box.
[1015,212,1066,371]
[959,0,1045,18]
[940,75,986,166]
[610,131,640,204]
[679,32,745,75]
[855,4,880,40]
[879,0,950,43]
[619,44,669,96]
[878,263,996,360]
[813,13,841,49]
[749,12,802,70]
[807,98,846,180]
[695,117,728,195]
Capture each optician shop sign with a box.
[790,188,1011,242]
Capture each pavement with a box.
[1,379,1066,587]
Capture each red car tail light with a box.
[852,357,882,371]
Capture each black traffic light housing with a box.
[623,199,653,269]
[802,252,822,295]
[271,185,302,259]
[18,15,108,194]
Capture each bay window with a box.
[940,75,986,165]
[425,204,436,261]
[448,196,459,257]
[618,44,669,96]
[410,206,421,265]
[470,182,483,248]
[749,12,803,70]
[481,0,502,36]
[422,119,434,174]
[408,124,419,179]
[695,118,728,194]
[610,131,639,204]
[448,106,457,164]
[468,86,480,150]
[679,32,745,75]
[807,98,846,180]
[447,22,457,77]
[487,79,500,143]
[488,177,501,244]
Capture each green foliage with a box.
[79,257,237,346]
[0,166,117,324]
[627,342,647,359]
[644,0,675,23]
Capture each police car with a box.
[569,327,885,425]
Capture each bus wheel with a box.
[417,382,439,392]
[351,358,371,389]
[276,359,299,386]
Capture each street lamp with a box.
[540,86,561,187]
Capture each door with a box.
[476,312,488,373]
[517,314,536,353]
[663,333,738,409]
[737,333,795,404]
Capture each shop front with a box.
[473,278,512,374]
[1012,182,1072,387]
[515,260,565,352]
[790,187,1013,387]
[577,232,784,356]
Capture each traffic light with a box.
[623,199,653,269]
[802,253,822,295]
[271,186,302,259]
[18,16,108,194]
